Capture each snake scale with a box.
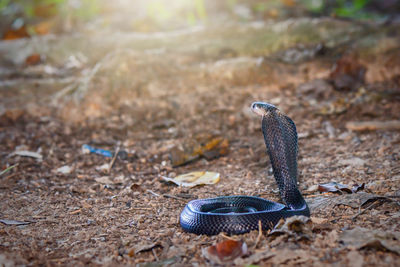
[179,102,310,235]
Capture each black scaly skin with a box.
[179,102,310,235]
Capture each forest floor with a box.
[1,15,400,266]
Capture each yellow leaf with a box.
[161,171,220,187]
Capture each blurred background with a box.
[0,0,399,122]
[1,0,400,37]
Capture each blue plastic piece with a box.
[82,144,113,158]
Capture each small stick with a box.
[70,209,81,215]
[163,194,186,201]
[346,120,400,131]
[254,220,263,249]
[146,189,160,197]
[130,207,153,211]
[107,145,120,174]
[352,202,379,221]
[0,163,18,176]
[305,192,332,198]
[152,248,159,261]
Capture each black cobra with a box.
[179,102,310,235]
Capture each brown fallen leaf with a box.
[306,192,391,213]
[234,249,275,266]
[133,242,161,254]
[270,248,315,265]
[269,215,312,241]
[200,137,229,160]
[202,239,247,265]
[340,227,400,255]
[25,54,43,66]
[318,182,365,194]
[2,26,30,40]
[329,54,366,91]
[169,136,229,167]
[0,109,25,126]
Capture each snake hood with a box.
[251,101,303,210]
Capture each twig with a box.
[146,189,160,197]
[254,220,263,249]
[305,192,331,198]
[0,164,18,177]
[267,221,275,230]
[152,248,159,261]
[352,201,380,221]
[163,194,186,201]
[107,144,120,174]
[346,120,400,131]
[130,207,154,211]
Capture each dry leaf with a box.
[318,182,365,194]
[134,242,161,254]
[56,165,72,174]
[25,54,42,66]
[202,240,247,265]
[340,227,400,255]
[329,54,366,91]
[161,171,220,187]
[11,150,43,161]
[269,216,312,240]
[234,249,274,266]
[2,27,29,40]
[0,219,32,225]
[169,136,229,166]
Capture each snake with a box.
[179,102,310,235]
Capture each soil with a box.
[0,14,400,267]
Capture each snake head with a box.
[251,102,277,116]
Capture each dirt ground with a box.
[1,14,400,267]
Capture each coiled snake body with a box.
[180,102,310,235]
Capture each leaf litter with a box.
[0,10,400,267]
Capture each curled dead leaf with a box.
[269,215,312,240]
[318,182,365,194]
[202,239,247,265]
